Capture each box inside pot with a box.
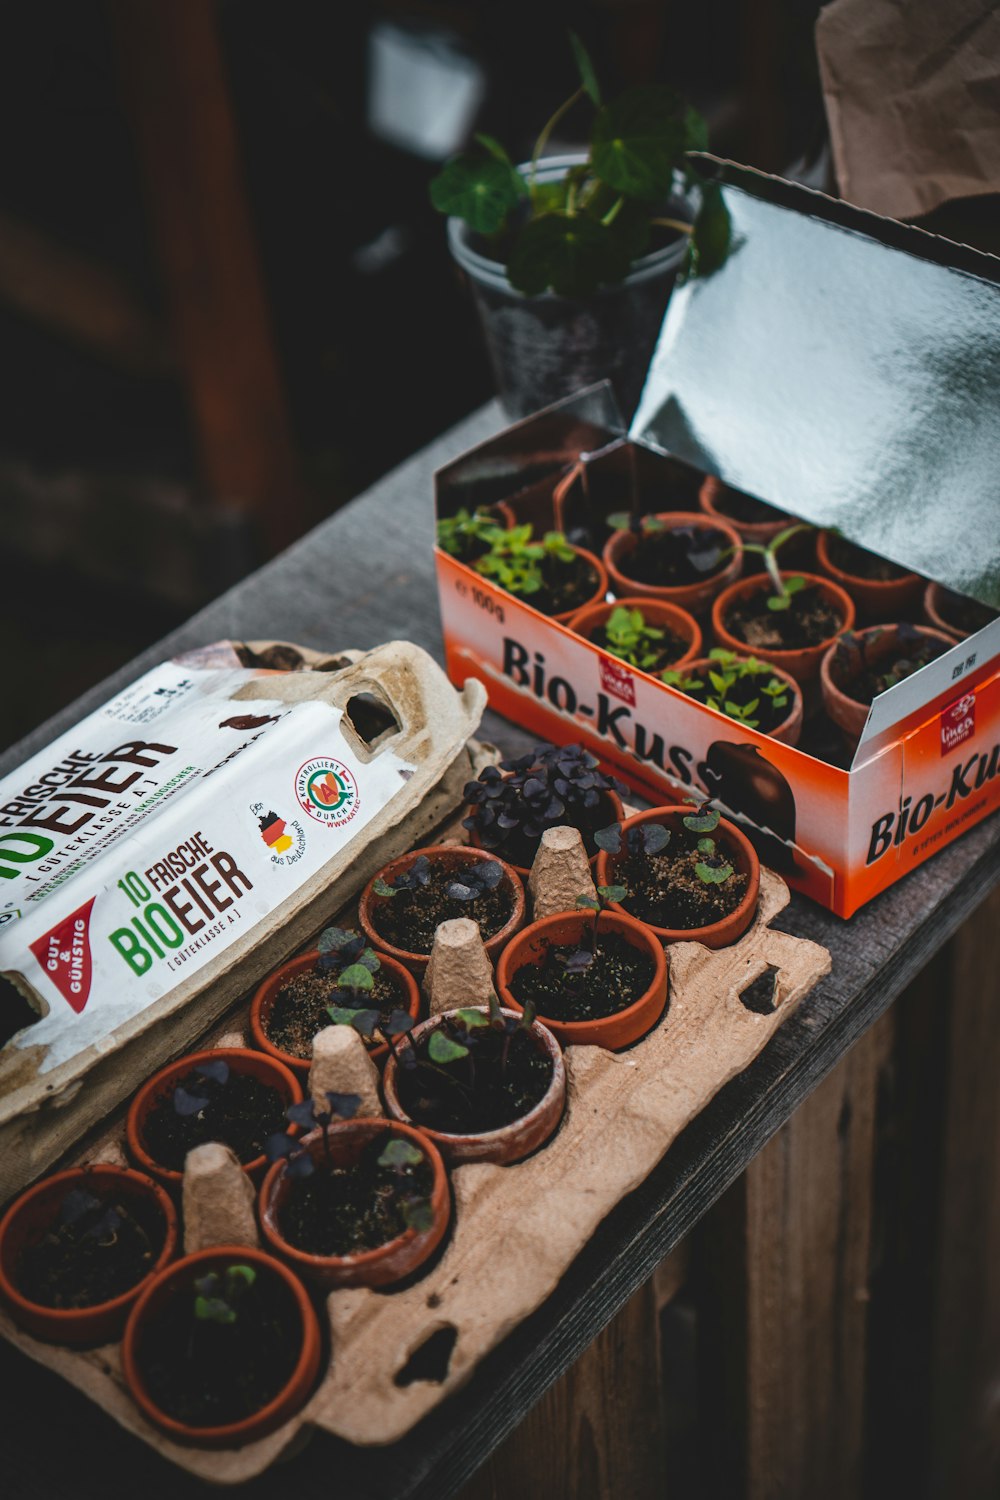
[434,162,1000,918]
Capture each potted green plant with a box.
[0,1164,177,1346]
[463,742,626,879]
[661,648,804,745]
[819,623,955,742]
[122,1246,321,1447]
[602,511,743,617]
[249,926,421,1074]
[258,1093,449,1291]
[594,806,760,947]
[496,888,668,1050]
[381,1002,566,1165]
[430,33,730,418]
[568,597,701,674]
[470,523,607,623]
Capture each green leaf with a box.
[767,593,792,611]
[429,154,523,235]
[338,963,374,992]
[507,212,632,298]
[225,1264,256,1293]
[454,1007,490,1029]
[378,1138,424,1170]
[569,30,601,106]
[591,86,685,202]
[372,877,396,898]
[687,181,732,278]
[708,670,732,695]
[325,1004,378,1038]
[697,837,715,854]
[683,808,720,833]
[784,574,807,595]
[402,1197,435,1233]
[195,1296,236,1325]
[606,512,634,532]
[576,895,600,911]
[696,860,734,884]
[599,883,628,903]
[428,1030,469,1064]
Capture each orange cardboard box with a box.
[435,163,1000,918]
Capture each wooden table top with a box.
[2,402,998,1500]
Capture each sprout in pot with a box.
[606,512,733,592]
[129,1257,309,1432]
[264,1095,437,1257]
[662,649,796,735]
[588,603,693,674]
[136,1057,290,1176]
[473,524,602,619]
[828,625,951,704]
[596,808,749,932]
[435,507,506,564]
[716,527,852,658]
[259,927,416,1065]
[429,32,729,299]
[366,852,517,957]
[463,743,626,873]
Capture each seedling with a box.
[373,854,432,899]
[375,1139,436,1233]
[599,604,670,671]
[833,623,938,698]
[435,507,504,560]
[315,925,380,977]
[325,1005,416,1070]
[473,526,577,600]
[172,1057,231,1119]
[738,525,813,610]
[445,860,504,903]
[558,882,629,989]
[265,1092,362,1179]
[663,648,790,730]
[430,32,730,296]
[682,806,734,885]
[193,1264,257,1326]
[464,742,626,853]
[594,820,671,859]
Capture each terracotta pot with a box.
[602,511,742,617]
[711,571,855,685]
[923,580,996,642]
[816,531,924,623]
[126,1048,303,1192]
[819,624,956,741]
[258,1118,449,1291]
[496,909,668,1050]
[699,475,795,546]
[0,1164,178,1346]
[567,596,702,672]
[121,1245,321,1448]
[525,541,607,626]
[466,784,626,883]
[250,950,421,1075]
[358,846,525,976]
[595,805,761,948]
[382,1008,566,1165]
[674,655,804,747]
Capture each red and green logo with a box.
[294,757,360,828]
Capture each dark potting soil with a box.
[711,486,789,526]
[370,865,515,955]
[617,525,728,588]
[16,1191,163,1310]
[137,1271,300,1428]
[142,1070,288,1171]
[589,622,691,674]
[837,637,950,707]
[396,1025,553,1135]
[277,1133,434,1257]
[619,836,748,930]
[475,790,619,872]
[515,552,599,617]
[935,588,997,637]
[266,966,407,1059]
[506,931,656,1022]
[724,584,844,652]
[674,669,791,735]
[826,534,910,582]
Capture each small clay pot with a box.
[595,805,761,948]
[819,623,956,742]
[358,846,525,976]
[121,1245,321,1448]
[923,581,997,642]
[382,1008,566,1165]
[466,784,626,883]
[602,511,742,616]
[567,596,702,672]
[496,909,668,1050]
[249,950,421,1075]
[699,475,796,547]
[711,571,855,685]
[543,543,608,625]
[258,1119,450,1291]
[126,1048,303,1192]
[816,531,924,623]
[0,1164,178,1346]
[674,656,804,746]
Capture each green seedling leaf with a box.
[593,823,623,854]
[592,86,685,202]
[195,1296,236,1325]
[225,1264,256,1293]
[576,895,600,912]
[428,1030,470,1064]
[784,574,807,595]
[767,593,793,611]
[598,884,628,903]
[378,1138,424,1170]
[696,860,734,884]
[372,877,396,898]
[686,180,732,278]
[454,1008,490,1029]
[697,838,715,854]
[325,1005,379,1037]
[338,963,374,992]
[569,29,601,105]
[402,1197,436,1233]
[430,154,523,235]
[508,211,632,299]
[683,808,720,833]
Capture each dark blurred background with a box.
[0,0,829,751]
